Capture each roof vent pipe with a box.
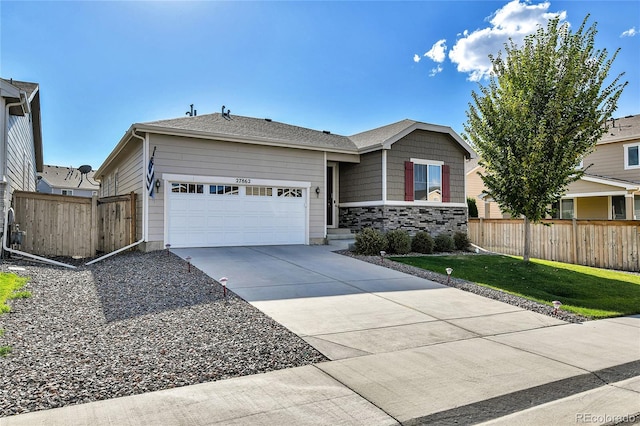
[323,130,331,134]
[265,118,272,122]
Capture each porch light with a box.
[315,186,320,197]
[219,277,228,298]
[446,267,453,284]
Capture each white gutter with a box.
[85,131,147,265]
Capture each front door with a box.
[326,165,336,227]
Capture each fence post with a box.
[91,195,98,256]
[479,217,484,248]
[572,218,578,265]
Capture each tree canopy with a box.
[464,15,626,261]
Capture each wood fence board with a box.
[468,218,640,272]
[11,191,135,258]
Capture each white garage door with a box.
[167,181,307,248]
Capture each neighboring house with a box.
[466,114,640,220]
[0,78,43,232]
[96,112,475,250]
[37,165,99,197]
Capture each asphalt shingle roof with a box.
[144,113,358,152]
[600,114,640,144]
[39,165,98,191]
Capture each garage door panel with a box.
[167,183,307,248]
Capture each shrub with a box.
[467,197,479,218]
[454,231,471,251]
[386,229,412,255]
[354,228,388,255]
[434,234,455,252]
[411,231,434,254]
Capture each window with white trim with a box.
[624,143,639,169]
[277,188,302,197]
[413,160,442,201]
[62,189,73,196]
[246,186,273,196]
[209,185,238,195]
[171,183,205,193]
[551,199,574,219]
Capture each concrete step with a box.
[326,233,356,241]
[327,228,353,235]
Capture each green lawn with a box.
[391,255,640,319]
[0,272,30,356]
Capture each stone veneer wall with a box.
[339,205,468,236]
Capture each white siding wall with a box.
[148,134,325,245]
[6,113,37,194]
[100,139,144,240]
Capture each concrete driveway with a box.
[7,246,637,425]
[171,245,640,424]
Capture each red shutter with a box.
[442,164,450,202]
[404,161,414,201]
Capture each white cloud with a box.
[424,39,447,63]
[413,53,421,63]
[429,65,444,77]
[448,0,566,81]
[621,27,637,37]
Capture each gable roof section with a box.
[139,113,358,153]
[350,119,476,157]
[38,165,99,191]
[98,114,474,175]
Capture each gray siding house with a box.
[96,112,475,251]
[0,78,43,233]
[37,165,99,197]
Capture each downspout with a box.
[2,95,76,269]
[85,131,147,265]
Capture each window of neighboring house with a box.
[408,159,446,202]
[612,195,626,220]
[624,143,640,169]
[551,199,574,219]
[62,189,73,196]
[561,199,574,219]
[634,195,640,220]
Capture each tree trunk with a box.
[523,215,531,262]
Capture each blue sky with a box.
[2,0,638,169]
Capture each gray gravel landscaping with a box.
[0,251,326,417]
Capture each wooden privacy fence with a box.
[469,218,640,272]
[11,191,136,258]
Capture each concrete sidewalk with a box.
[2,245,638,425]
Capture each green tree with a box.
[464,16,626,262]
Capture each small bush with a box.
[0,346,11,357]
[411,231,434,254]
[354,228,388,255]
[434,234,455,252]
[453,231,471,251]
[467,197,479,218]
[386,229,412,255]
